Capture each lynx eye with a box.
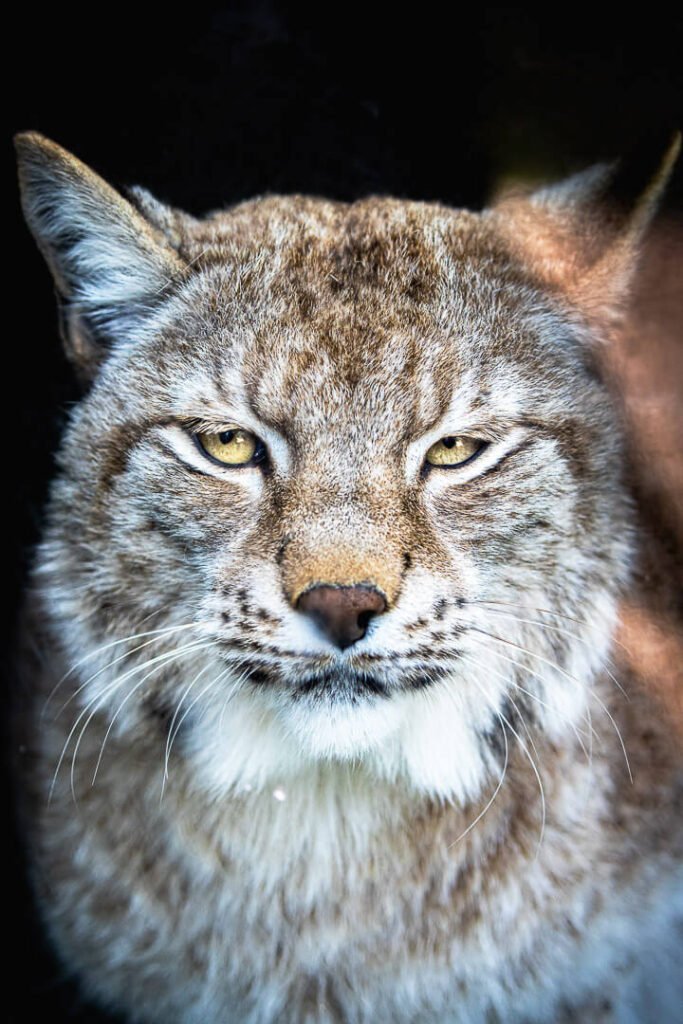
[425,436,486,467]
[195,428,261,466]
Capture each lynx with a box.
[13,131,683,1023]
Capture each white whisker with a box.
[48,640,209,805]
[466,625,632,782]
[465,673,546,855]
[160,668,236,802]
[448,710,509,850]
[162,662,216,785]
[460,644,596,760]
[471,600,630,654]
[91,641,217,787]
[217,667,253,734]
[44,619,210,720]
[472,603,629,699]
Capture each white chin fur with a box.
[186,672,503,806]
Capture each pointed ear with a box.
[15,132,187,378]
[492,132,681,325]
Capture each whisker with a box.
[218,667,253,734]
[447,710,509,850]
[465,625,632,782]
[159,667,239,801]
[460,645,596,759]
[162,662,215,784]
[69,641,212,805]
[471,600,630,654]
[168,669,233,754]
[49,640,209,805]
[471,604,628,699]
[91,641,217,787]
[432,667,545,854]
[44,619,210,720]
[462,674,546,855]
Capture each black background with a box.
[7,5,683,1020]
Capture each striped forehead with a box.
[164,296,542,451]
[240,318,459,443]
[157,201,568,448]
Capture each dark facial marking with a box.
[275,534,293,565]
[256,607,280,624]
[245,668,276,687]
[143,694,175,741]
[481,695,537,760]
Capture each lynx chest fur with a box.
[14,132,683,1023]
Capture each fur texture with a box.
[14,132,683,1023]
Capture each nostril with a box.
[296,584,387,649]
[356,608,377,632]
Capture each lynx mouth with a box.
[240,662,448,702]
[245,666,391,701]
[294,671,390,700]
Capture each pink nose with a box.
[296,584,387,649]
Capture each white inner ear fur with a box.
[17,135,183,336]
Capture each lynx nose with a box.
[296,584,387,650]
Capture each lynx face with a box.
[17,134,673,804]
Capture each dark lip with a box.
[246,666,391,699]
[241,663,448,700]
[294,671,390,699]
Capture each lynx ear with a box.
[492,132,681,325]
[15,132,186,377]
[126,185,200,250]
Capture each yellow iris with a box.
[196,428,258,465]
[425,436,484,467]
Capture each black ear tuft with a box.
[492,129,680,324]
[604,126,681,222]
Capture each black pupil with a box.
[219,430,236,445]
[442,437,457,449]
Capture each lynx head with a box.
[16,132,679,803]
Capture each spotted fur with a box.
[13,132,683,1023]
